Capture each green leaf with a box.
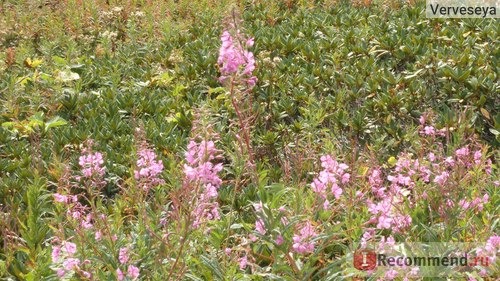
[44,116,68,132]
[58,69,80,82]
[480,108,491,120]
[230,223,244,230]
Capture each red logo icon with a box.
[353,248,377,271]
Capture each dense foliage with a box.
[0,0,498,280]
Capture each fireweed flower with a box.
[418,115,445,137]
[51,241,91,278]
[218,30,257,87]
[127,265,140,280]
[183,139,223,228]
[117,268,124,281]
[79,151,105,179]
[292,221,317,254]
[118,247,129,264]
[476,235,500,263]
[255,218,266,235]
[117,266,140,280]
[367,194,411,232]
[238,255,248,270]
[310,155,350,209]
[275,235,284,245]
[134,147,165,192]
[77,143,106,189]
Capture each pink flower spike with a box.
[419,115,425,125]
[57,268,66,278]
[64,242,77,255]
[127,265,140,280]
[275,235,284,245]
[134,147,165,192]
[53,193,68,203]
[52,246,61,262]
[246,38,254,47]
[62,258,80,271]
[255,218,266,235]
[292,221,317,254]
[119,247,129,264]
[238,255,248,270]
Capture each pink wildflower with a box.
[134,147,165,191]
[423,126,435,136]
[275,235,284,245]
[311,155,350,208]
[255,218,266,235]
[63,242,77,256]
[473,150,482,164]
[377,215,392,229]
[433,171,449,186]
[239,255,248,270]
[119,247,129,264]
[184,139,223,228]
[292,221,317,254]
[62,258,80,271]
[127,265,140,280]
[53,193,68,203]
[218,30,257,87]
[428,152,436,162]
[52,246,61,262]
[116,268,124,281]
[79,151,105,178]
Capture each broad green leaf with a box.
[58,69,80,82]
[45,116,68,132]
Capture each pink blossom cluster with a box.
[457,194,489,212]
[365,141,493,234]
[77,145,106,188]
[255,218,266,235]
[52,241,91,278]
[453,145,492,170]
[134,147,165,192]
[366,155,424,231]
[79,151,105,177]
[183,139,223,228]
[116,247,140,280]
[367,195,412,232]
[476,235,500,263]
[53,192,94,229]
[238,255,248,270]
[292,221,317,254]
[251,202,287,246]
[218,30,257,87]
[310,155,350,209]
[418,115,446,137]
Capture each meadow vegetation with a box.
[0,0,498,280]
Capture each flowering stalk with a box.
[217,13,257,170]
[134,146,165,193]
[76,139,106,192]
[310,155,351,209]
[167,136,223,280]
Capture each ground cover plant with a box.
[0,0,498,280]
